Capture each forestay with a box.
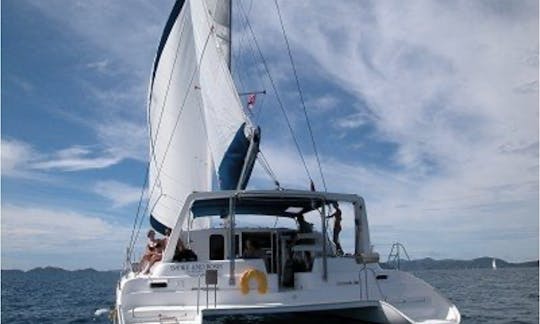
[148,0,256,234]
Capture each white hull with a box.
[116,258,460,324]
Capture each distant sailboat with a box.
[492,258,497,270]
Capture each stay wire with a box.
[257,151,280,188]
[238,1,314,185]
[126,162,150,262]
[234,2,268,125]
[273,0,327,192]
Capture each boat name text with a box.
[169,263,224,276]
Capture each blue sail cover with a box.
[218,123,259,190]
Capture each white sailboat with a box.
[115,1,461,323]
[492,258,497,270]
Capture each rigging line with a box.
[126,162,150,261]
[258,150,279,184]
[234,3,271,127]
[238,0,314,184]
[256,155,279,187]
[233,37,248,95]
[274,0,327,192]
[132,29,215,251]
[234,2,276,128]
[237,6,268,103]
[133,192,165,256]
[234,8,263,116]
[254,93,266,125]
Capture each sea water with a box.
[1,267,538,323]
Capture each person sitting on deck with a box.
[297,214,313,234]
[142,228,171,274]
[327,202,343,256]
[243,239,265,259]
[139,230,158,273]
[173,238,198,262]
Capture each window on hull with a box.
[209,234,224,260]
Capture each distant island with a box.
[1,266,120,277]
[2,257,538,275]
[380,257,539,271]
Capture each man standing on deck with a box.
[327,202,343,256]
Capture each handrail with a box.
[386,242,411,270]
[197,272,218,314]
[359,264,386,301]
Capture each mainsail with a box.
[148,0,258,233]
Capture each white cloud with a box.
[25,1,168,78]
[93,180,143,208]
[251,143,538,261]
[273,0,538,175]
[1,138,38,177]
[335,112,370,129]
[86,59,110,73]
[17,1,152,167]
[23,143,121,172]
[96,121,147,162]
[0,138,55,181]
[2,132,146,174]
[32,155,122,172]
[305,94,340,114]
[31,144,123,172]
[246,0,538,242]
[1,204,134,270]
[4,0,536,265]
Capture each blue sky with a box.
[2,0,538,270]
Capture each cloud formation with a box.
[1,139,124,174]
[93,180,143,208]
[1,138,41,178]
[3,0,537,270]
[1,204,132,270]
[252,140,538,261]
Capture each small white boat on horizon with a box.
[114,1,461,323]
[492,258,497,270]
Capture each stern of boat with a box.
[372,269,461,324]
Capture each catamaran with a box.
[115,1,461,323]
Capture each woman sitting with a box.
[142,228,171,274]
[139,230,158,272]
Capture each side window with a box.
[209,235,224,260]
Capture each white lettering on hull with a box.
[169,263,225,276]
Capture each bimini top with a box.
[186,190,362,218]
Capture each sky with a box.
[1,0,538,271]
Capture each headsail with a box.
[148,0,258,233]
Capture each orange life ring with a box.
[239,268,268,295]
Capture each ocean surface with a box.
[1,267,538,323]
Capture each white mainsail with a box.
[147,0,255,233]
